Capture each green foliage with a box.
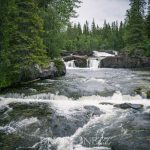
[63,0,149,56]
[124,0,146,55]
[0,0,80,88]
[53,59,65,71]
[39,0,81,59]
[0,0,49,88]
[63,21,125,52]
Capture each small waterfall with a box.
[64,51,115,69]
[87,58,100,69]
[65,60,76,68]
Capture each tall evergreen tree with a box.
[0,0,48,87]
[146,0,150,39]
[77,22,82,35]
[125,0,146,55]
[83,21,89,35]
[91,19,96,35]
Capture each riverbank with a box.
[0,60,66,90]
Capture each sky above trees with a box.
[71,0,130,27]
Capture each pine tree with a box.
[125,0,146,55]
[146,0,150,39]
[0,0,12,87]
[0,0,48,87]
[83,20,89,35]
[91,19,96,35]
[77,22,82,35]
[118,21,125,50]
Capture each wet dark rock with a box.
[39,61,66,80]
[9,60,66,87]
[0,106,9,115]
[134,87,143,95]
[28,88,37,94]
[74,58,87,68]
[100,56,150,68]
[0,133,40,150]
[114,103,143,110]
[0,103,52,126]
[147,91,150,99]
[64,55,88,68]
[134,88,149,99]
[0,102,53,149]
[63,55,87,68]
[99,102,114,105]
[110,134,150,150]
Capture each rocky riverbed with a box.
[0,67,150,150]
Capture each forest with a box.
[0,0,150,88]
[0,0,81,88]
[63,0,150,57]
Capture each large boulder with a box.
[100,56,150,68]
[74,58,87,68]
[64,55,88,68]
[39,60,66,79]
[20,60,66,83]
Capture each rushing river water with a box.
[0,67,150,150]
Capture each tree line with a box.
[0,0,81,88]
[63,0,150,57]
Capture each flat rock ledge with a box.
[10,60,66,86]
[114,103,143,110]
[100,56,150,68]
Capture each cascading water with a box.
[87,58,100,69]
[65,60,76,69]
[64,51,115,69]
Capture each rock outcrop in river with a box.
[20,60,66,83]
[100,56,150,68]
[64,55,88,68]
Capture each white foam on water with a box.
[93,51,115,57]
[0,117,38,134]
[54,137,74,150]
[65,60,76,69]
[15,117,39,128]
[0,126,16,134]
[2,91,147,150]
[87,58,100,69]
[83,78,105,83]
[0,91,150,111]
[31,108,116,150]
[74,145,111,150]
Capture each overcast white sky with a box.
[71,0,130,27]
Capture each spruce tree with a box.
[83,21,89,35]
[146,0,150,39]
[91,19,96,35]
[77,23,82,35]
[125,0,146,55]
[0,0,48,87]
[0,0,12,87]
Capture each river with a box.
[0,56,150,150]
